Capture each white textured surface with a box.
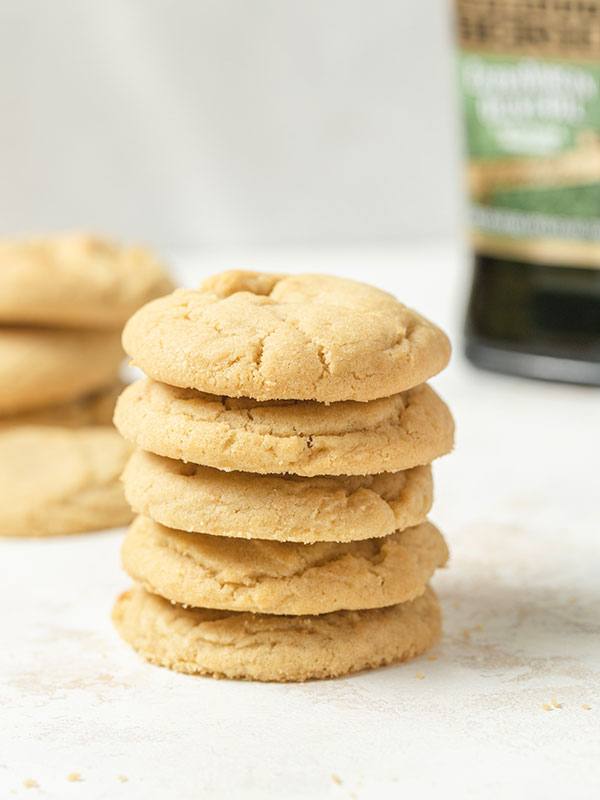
[1,248,599,799]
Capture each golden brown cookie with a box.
[112,583,441,681]
[121,516,448,615]
[0,233,173,329]
[122,450,433,542]
[122,271,450,402]
[0,381,125,430]
[0,426,133,536]
[0,328,123,416]
[114,378,454,476]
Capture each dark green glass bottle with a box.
[456,0,600,384]
[466,255,600,384]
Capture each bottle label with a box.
[457,0,600,269]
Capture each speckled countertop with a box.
[1,248,599,799]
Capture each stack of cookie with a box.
[113,271,454,682]
[0,233,173,537]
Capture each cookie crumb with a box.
[118,775,128,783]
[475,624,484,631]
[23,779,38,789]
[67,773,81,782]
[582,704,591,710]
[551,697,560,709]
[427,655,437,661]
[568,597,576,605]
[416,673,424,680]
[460,629,471,639]
[332,774,342,785]
[542,703,552,711]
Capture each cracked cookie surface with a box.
[0,328,123,416]
[121,515,448,615]
[112,583,441,681]
[0,426,133,536]
[122,271,450,402]
[0,233,173,329]
[123,450,433,542]
[114,378,454,476]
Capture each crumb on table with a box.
[67,773,81,782]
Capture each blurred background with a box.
[0,0,460,249]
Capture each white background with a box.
[0,0,460,248]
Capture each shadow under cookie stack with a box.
[0,234,173,537]
[113,271,455,682]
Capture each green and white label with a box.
[459,53,600,267]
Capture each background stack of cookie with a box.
[0,234,173,537]
[113,271,454,682]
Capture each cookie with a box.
[123,450,433,542]
[0,328,123,416]
[0,233,173,329]
[121,516,448,615]
[114,378,454,476]
[112,583,441,681]
[122,271,451,402]
[0,381,124,430]
[0,426,133,536]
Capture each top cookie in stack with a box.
[113,271,454,682]
[0,233,174,537]
[120,270,450,401]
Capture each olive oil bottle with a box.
[456,0,600,384]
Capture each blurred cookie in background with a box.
[0,233,174,329]
[0,232,173,536]
[0,328,123,416]
[0,381,125,430]
[0,426,133,537]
